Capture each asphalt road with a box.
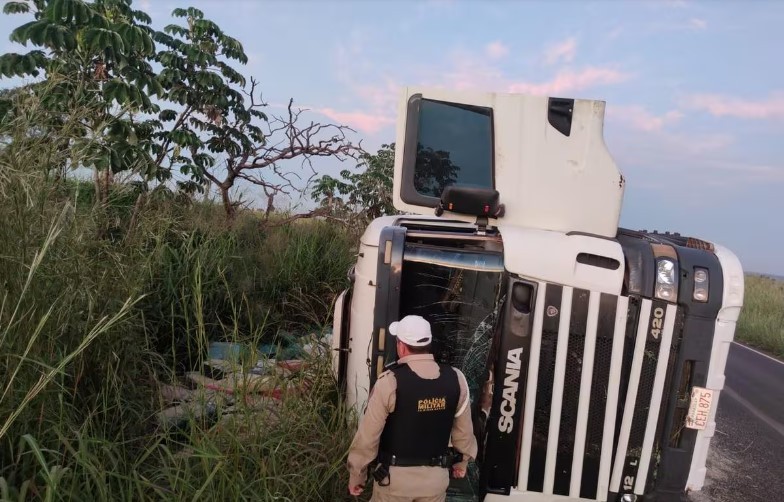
[688,342,784,502]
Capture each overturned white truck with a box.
[330,87,745,502]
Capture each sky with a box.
[1,0,783,276]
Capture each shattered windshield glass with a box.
[399,243,505,500]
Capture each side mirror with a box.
[434,184,505,218]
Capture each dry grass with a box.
[0,88,360,501]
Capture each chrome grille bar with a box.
[543,286,574,494]
[634,303,678,494]
[518,282,548,490]
[569,291,601,497]
[610,299,653,492]
[596,295,630,501]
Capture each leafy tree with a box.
[148,6,251,198]
[313,142,399,223]
[1,2,362,220]
[152,8,363,219]
[0,0,164,203]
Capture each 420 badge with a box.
[685,386,715,430]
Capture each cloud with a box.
[322,37,631,137]
[543,37,577,65]
[680,133,736,154]
[507,66,632,96]
[420,48,505,91]
[314,108,395,135]
[682,92,784,120]
[322,36,401,135]
[485,41,509,60]
[602,119,784,192]
[688,18,708,31]
[262,100,394,136]
[610,131,784,190]
[611,126,734,159]
[650,17,709,33]
[605,27,624,42]
[607,105,684,131]
[708,160,784,179]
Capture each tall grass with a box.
[735,274,784,358]
[0,83,360,500]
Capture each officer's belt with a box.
[376,451,455,468]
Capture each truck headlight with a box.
[693,267,709,302]
[655,258,678,301]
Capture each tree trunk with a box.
[220,185,236,222]
[264,192,275,221]
[126,192,146,241]
[103,168,111,204]
[93,168,113,207]
[93,167,102,206]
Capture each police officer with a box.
[347,315,478,501]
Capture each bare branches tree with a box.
[194,78,364,221]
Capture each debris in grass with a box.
[155,331,331,431]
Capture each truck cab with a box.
[331,87,745,502]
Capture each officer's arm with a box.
[451,369,478,469]
[346,373,394,487]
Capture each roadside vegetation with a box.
[0,91,364,501]
[0,1,394,500]
[735,274,784,359]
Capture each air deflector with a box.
[548,97,574,137]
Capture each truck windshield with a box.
[398,242,505,500]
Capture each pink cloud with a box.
[508,66,632,95]
[314,107,394,135]
[689,18,708,30]
[354,80,401,112]
[543,37,577,65]
[485,41,509,60]
[323,40,632,139]
[412,47,506,91]
[681,133,735,154]
[683,92,784,120]
[607,105,684,131]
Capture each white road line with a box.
[723,385,784,439]
[732,341,784,366]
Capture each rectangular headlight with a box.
[693,267,709,302]
[655,258,678,301]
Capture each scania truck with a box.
[330,87,745,502]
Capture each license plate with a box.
[685,386,714,430]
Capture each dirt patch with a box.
[686,432,738,502]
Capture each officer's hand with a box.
[452,465,466,478]
[349,483,364,496]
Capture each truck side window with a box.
[414,99,494,198]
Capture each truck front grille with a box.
[516,283,682,501]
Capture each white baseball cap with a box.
[389,315,432,347]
